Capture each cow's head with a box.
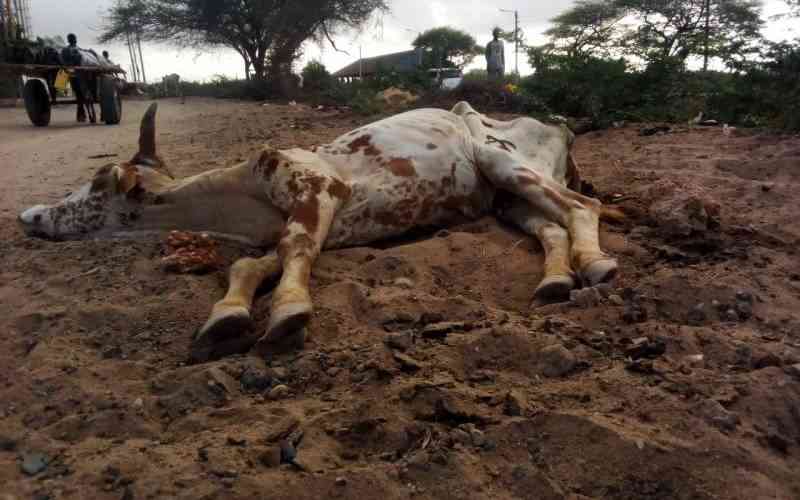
[19,103,174,240]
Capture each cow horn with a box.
[138,102,158,159]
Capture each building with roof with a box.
[332,48,425,81]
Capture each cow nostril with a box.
[33,214,42,224]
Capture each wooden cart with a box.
[0,62,126,127]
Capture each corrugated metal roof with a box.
[333,48,424,78]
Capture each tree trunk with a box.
[136,32,147,84]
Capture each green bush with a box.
[301,61,333,93]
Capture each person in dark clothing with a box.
[61,33,96,123]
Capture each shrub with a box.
[301,61,333,93]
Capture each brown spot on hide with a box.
[258,150,281,179]
[278,233,316,261]
[348,135,381,156]
[385,157,417,177]
[327,179,352,201]
[291,194,320,234]
[426,143,438,150]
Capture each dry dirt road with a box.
[1,98,800,500]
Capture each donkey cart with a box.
[0,62,125,127]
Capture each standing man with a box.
[61,34,92,123]
[486,27,505,79]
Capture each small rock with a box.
[625,359,655,374]
[450,429,471,446]
[384,332,413,351]
[268,385,290,400]
[594,283,613,298]
[764,432,789,454]
[394,277,414,289]
[735,291,753,303]
[102,346,123,359]
[687,304,707,326]
[625,337,667,359]
[734,300,752,320]
[227,436,247,446]
[132,397,144,409]
[279,440,297,464]
[20,452,49,476]
[696,399,739,431]
[570,287,601,308]
[721,309,740,322]
[539,344,577,377]
[608,294,625,306]
[0,435,17,451]
[623,304,648,324]
[754,352,781,370]
[686,354,705,367]
[419,321,471,339]
[503,392,523,416]
[463,424,486,448]
[393,352,423,372]
[784,363,800,378]
[335,477,347,486]
[272,367,288,380]
[419,312,445,325]
[241,368,273,393]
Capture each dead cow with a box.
[19,102,622,357]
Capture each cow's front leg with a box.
[255,185,343,354]
[197,252,281,341]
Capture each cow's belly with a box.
[323,154,494,248]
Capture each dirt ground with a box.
[1,98,799,500]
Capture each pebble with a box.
[132,397,144,409]
[268,385,290,400]
[687,303,707,326]
[785,363,800,379]
[20,452,49,476]
[764,432,789,454]
[503,392,523,416]
[734,300,752,320]
[463,424,486,448]
[625,337,667,359]
[594,283,613,298]
[753,352,781,370]
[384,332,413,351]
[335,477,347,486]
[735,291,753,303]
[394,277,414,289]
[686,354,705,367]
[608,294,625,306]
[570,287,601,308]
[241,368,273,393]
[539,344,577,377]
[721,309,740,322]
[696,399,739,431]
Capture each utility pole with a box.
[703,0,711,71]
[499,8,519,75]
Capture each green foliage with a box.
[301,61,333,92]
[412,27,483,69]
[100,0,387,85]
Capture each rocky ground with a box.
[1,98,799,500]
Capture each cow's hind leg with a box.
[477,146,617,287]
[499,199,576,301]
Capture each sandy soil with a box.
[1,98,799,500]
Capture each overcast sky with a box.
[27,0,798,82]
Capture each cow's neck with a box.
[115,164,284,246]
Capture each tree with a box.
[543,0,624,59]
[412,27,483,69]
[100,0,387,84]
[537,0,763,69]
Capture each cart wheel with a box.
[23,79,51,127]
[100,77,122,125]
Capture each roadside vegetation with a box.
[7,0,794,129]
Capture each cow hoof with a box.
[581,258,618,287]
[534,274,576,302]
[196,306,253,342]
[264,302,312,343]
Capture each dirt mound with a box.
[1,101,800,499]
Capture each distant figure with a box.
[61,33,96,123]
[486,28,505,79]
[162,73,183,102]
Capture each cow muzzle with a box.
[18,205,53,238]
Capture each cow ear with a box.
[135,102,158,162]
[116,165,141,194]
